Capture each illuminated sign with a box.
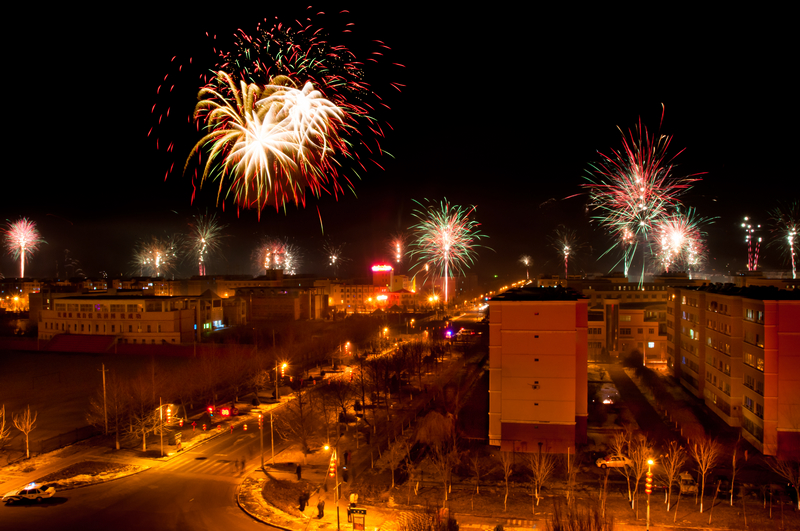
[371,265,393,272]
[376,295,388,301]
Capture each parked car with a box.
[679,472,698,494]
[595,455,632,468]
[2,483,56,504]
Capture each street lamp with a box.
[646,458,654,530]
[275,362,287,400]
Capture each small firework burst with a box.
[549,226,584,278]
[254,237,302,275]
[189,212,227,276]
[133,235,183,277]
[323,240,349,276]
[408,199,488,304]
[652,207,710,275]
[4,218,45,278]
[769,201,799,279]
[519,255,532,280]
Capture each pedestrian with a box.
[240,456,246,473]
[296,464,302,480]
[299,494,306,512]
[317,498,325,519]
[345,450,351,465]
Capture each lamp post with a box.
[646,458,654,530]
[156,399,172,457]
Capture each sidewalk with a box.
[0,399,281,495]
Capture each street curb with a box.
[235,477,294,531]
[39,464,151,492]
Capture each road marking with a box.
[214,453,228,456]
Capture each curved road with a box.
[0,426,290,531]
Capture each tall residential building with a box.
[488,286,588,454]
[666,284,800,458]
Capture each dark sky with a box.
[4,6,795,283]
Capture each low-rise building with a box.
[36,290,223,345]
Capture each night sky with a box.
[4,7,794,283]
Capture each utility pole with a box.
[159,396,164,457]
[260,414,264,470]
[270,411,275,465]
[100,363,108,435]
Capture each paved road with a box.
[0,420,292,531]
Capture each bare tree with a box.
[86,371,129,450]
[610,429,634,504]
[499,450,514,512]
[127,409,156,452]
[564,448,581,504]
[278,387,315,463]
[628,435,653,515]
[428,438,458,506]
[13,405,38,459]
[690,436,722,513]
[600,466,611,519]
[0,405,12,458]
[469,451,482,496]
[526,449,557,514]
[661,440,686,511]
[324,377,357,421]
[766,457,800,511]
[729,435,740,507]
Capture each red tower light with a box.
[328,450,338,478]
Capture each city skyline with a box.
[5,7,794,281]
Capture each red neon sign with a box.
[371,265,393,272]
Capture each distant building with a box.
[238,286,327,321]
[36,290,223,345]
[488,286,588,454]
[666,284,800,458]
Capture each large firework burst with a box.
[133,235,183,277]
[408,199,488,304]
[769,201,799,279]
[4,218,45,278]
[186,72,345,213]
[155,9,401,215]
[584,109,702,279]
[189,212,227,276]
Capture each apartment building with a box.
[666,284,800,457]
[488,286,588,454]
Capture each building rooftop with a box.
[679,283,800,301]
[490,286,586,302]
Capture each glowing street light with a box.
[646,458,655,530]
